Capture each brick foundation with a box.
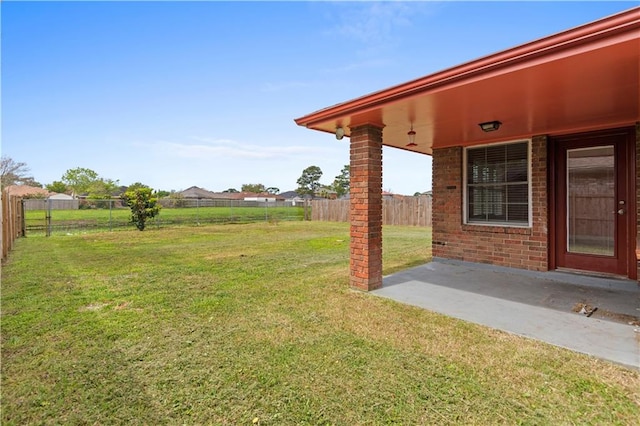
[349,124,383,291]
[432,136,549,271]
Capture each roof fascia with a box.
[294,7,640,128]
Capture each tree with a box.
[121,185,161,231]
[61,167,100,197]
[87,178,120,199]
[126,182,148,192]
[297,165,323,220]
[60,167,120,200]
[1,156,38,188]
[296,165,322,197]
[241,183,266,193]
[46,180,69,194]
[332,165,350,198]
[223,188,239,193]
[265,187,280,195]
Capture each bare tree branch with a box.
[1,156,35,188]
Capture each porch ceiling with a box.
[295,8,640,155]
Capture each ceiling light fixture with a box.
[406,123,417,147]
[479,120,502,132]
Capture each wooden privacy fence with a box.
[24,199,80,210]
[311,195,432,226]
[2,189,25,261]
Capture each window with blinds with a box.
[465,141,529,225]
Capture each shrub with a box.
[121,187,161,231]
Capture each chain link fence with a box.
[23,198,305,236]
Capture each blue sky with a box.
[2,1,636,195]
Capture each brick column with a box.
[431,147,462,260]
[530,135,549,270]
[349,124,383,291]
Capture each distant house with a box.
[318,188,338,200]
[6,185,52,211]
[239,192,285,203]
[4,185,50,198]
[279,190,307,206]
[5,185,80,210]
[178,186,219,199]
[48,193,74,200]
[167,187,285,206]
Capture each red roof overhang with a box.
[294,7,640,154]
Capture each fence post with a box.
[46,199,52,237]
[1,192,4,259]
[196,198,200,226]
[21,199,26,237]
[264,198,268,222]
[109,199,113,231]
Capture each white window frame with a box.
[463,139,532,227]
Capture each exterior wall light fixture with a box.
[478,120,502,132]
[406,124,417,147]
[335,126,345,140]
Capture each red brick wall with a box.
[349,124,383,291]
[636,122,639,281]
[432,136,549,271]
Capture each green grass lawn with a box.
[2,222,638,424]
[24,205,304,235]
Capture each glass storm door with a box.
[554,132,629,276]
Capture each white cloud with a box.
[323,1,427,46]
[137,137,331,161]
[333,2,413,44]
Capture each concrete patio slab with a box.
[374,259,640,370]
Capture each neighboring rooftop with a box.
[3,185,51,198]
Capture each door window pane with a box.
[567,146,615,255]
